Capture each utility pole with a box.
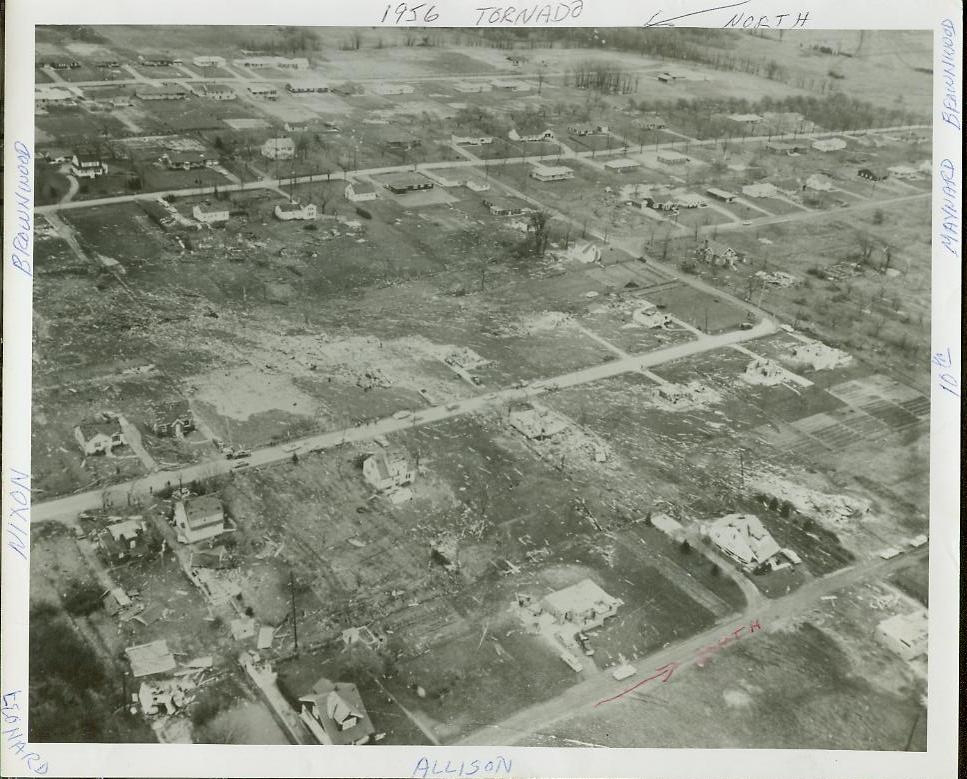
[289,571,299,654]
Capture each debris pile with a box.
[785,340,853,370]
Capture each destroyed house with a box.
[193,55,226,67]
[173,495,227,544]
[363,450,414,491]
[193,203,230,224]
[702,514,781,570]
[656,150,688,166]
[568,123,609,136]
[510,127,554,143]
[508,408,567,439]
[160,151,215,170]
[858,167,889,182]
[876,610,928,661]
[383,173,432,194]
[298,678,375,746]
[247,84,279,99]
[633,113,667,130]
[451,132,494,146]
[151,400,195,436]
[274,201,317,220]
[43,58,81,69]
[98,518,151,563]
[482,197,533,217]
[261,137,295,160]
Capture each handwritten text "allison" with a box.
[10,141,32,278]
[594,618,762,707]
[2,691,49,775]
[413,756,512,778]
[473,1,582,26]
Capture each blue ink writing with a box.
[939,19,959,131]
[938,159,959,258]
[7,469,31,561]
[473,1,582,26]
[412,755,512,778]
[932,348,959,398]
[11,141,33,277]
[2,691,48,774]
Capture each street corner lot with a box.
[645,282,750,334]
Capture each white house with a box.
[509,128,554,143]
[465,177,490,193]
[73,415,126,455]
[530,163,574,182]
[274,202,317,221]
[345,179,378,202]
[542,579,622,630]
[604,158,640,173]
[805,174,834,192]
[812,137,847,153]
[876,610,928,661]
[70,152,108,179]
[262,137,295,160]
[701,513,782,570]
[173,495,227,544]
[192,204,229,224]
[298,678,375,746]
[362,450,414,492]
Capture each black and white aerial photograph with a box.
[28,24,932,751]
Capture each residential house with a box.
[111,95,135,108]
[876,610,928,661]
[274,202,317,220]
[247,84,279,100]
[192,55,226,68]
[508,408,568,439]
[160,151,215,170]
[35,87,75,107]
[135,84,189,101]
[192,203,230,224]
[345,179,378,202]
[191,82,236,100]
[674,192,708,209]
[382,173,433,194]
[604,158,640,173]
[261,137,296,160]
[696,240,740,268]
[74,414,126,455]
[173,495,228,544]
[541,579,622,629]
[631,192,678,212]
[509,127,554,143]
[491,78,530,91]
[656,150,688,166]
[530,164,574,182]
[234,56,309,69]
[765,141,806,155]
[151,399,196,435]
[568,123,609,136]
[812,137,847,152]
[385,135,422,152]
[98,518,151,563]
[70,151,108,179]
[362,450,415,492]
[42,58,80,70]
[482,197,533,217]
[298,678,375,746]
[701,513,782,571]
[633,113,667,130]
[286,79,330,93]
[102,588,143,620]
[140,56,179,67]
[465,177,490,193]
[451,132,494,146]
[706,187,736,202]
[452,80,492,93]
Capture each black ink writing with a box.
[473,1,582,25]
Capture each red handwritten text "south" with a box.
[594,618,762,707]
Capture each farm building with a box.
[160,151,216,170]
[173,495,228,544]
[262,137,296,160]
[362,450,415,492]
[73,414,126,455]
[70,151,108,179]
[604,158,640,172]
[382,172,433,194]
[451,132,494,146]
[541,579,622,630]
[482,197,533,216]
[706,187,736,202]
[345,179,378,202]
[876,610,928,661]
[812,137,847,152]
[656,150,688,166]
[151,399,195,435]
[530,164,574,182]
[701,514,782,571]
[298,678,375,746]
[274,202,317,220]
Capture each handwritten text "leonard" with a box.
[413,756,512,778]
[2,691,48,775]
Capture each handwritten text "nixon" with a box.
[7,469,31,562]
[11,141,33,278]
[2,691,49,775]
[413,756,512,778]
[473,1,582,26]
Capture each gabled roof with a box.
[300,678,375,745]
[705,513,780,566]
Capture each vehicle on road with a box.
[393,410,413,420]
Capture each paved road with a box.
[454,546,927,747]
[31,319,776,523]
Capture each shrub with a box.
[62,580,103,616]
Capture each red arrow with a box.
[593,662,679,708]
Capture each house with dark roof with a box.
[382,173,433,194]
[160,151,216,170]
[151,399,194,437]
[298,678,375,746]
[71,151,108,179]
